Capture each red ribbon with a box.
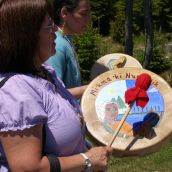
[125,73,152,108]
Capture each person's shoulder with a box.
[43,63,66,87]
[55,32,72,51]
[0,74,47,132]
[0,74,41,98]
[55,31,68,47]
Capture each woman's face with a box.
[64,0,91,35]
[104,103,118,124]
[35,15,57,66]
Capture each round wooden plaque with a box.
[81,68,172,156]
[91,53,142,80]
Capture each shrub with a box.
[148,35,171,74]
[73,25,102,83]
[73,25,125,83]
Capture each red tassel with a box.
[125,73,152,108]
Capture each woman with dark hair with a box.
[47,0,90,98]
[0,0,112,171]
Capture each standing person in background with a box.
[0,0,112,171]
[47,0,91,99]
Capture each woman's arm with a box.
[68,85,88,99]
[0,124,112,172]
[0,124,85,172]
[0,124,49,172]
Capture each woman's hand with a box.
[85,146,113,171]
[68,84,88,98]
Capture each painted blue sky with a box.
[95,80,164,122]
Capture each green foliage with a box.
[133,49,144,64]
[148,35,171,73]
[73,0,172,84]
[90,0,172,36]
[148,48,170,74]
[152,0,172,31]
[73,24,126,83]
[110,0,125,43]
[132,34,145,63]
[91,0,116,35]
[91,0,115,21]
[73,25,102,83]
[133,0,144,34]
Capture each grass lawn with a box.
[86,133,172,172]
[108,139,172,172]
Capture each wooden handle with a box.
[108,104,133,147]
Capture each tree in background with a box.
[133,0,144,34]
[91,0,115,36]
[110,0,125,43]
[73,0,172,83]
[152,0,172,32]
[143,0,153,68]
[125,0,133,56]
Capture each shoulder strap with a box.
[0,74,17,88]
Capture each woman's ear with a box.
[60,7,68,20]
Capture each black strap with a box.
[43,127,61,172]
[46,154,61,172]
[42,125,46,154]
[0,74,17,88]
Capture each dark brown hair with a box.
[53,0,80,25]
[0,0,53,73]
